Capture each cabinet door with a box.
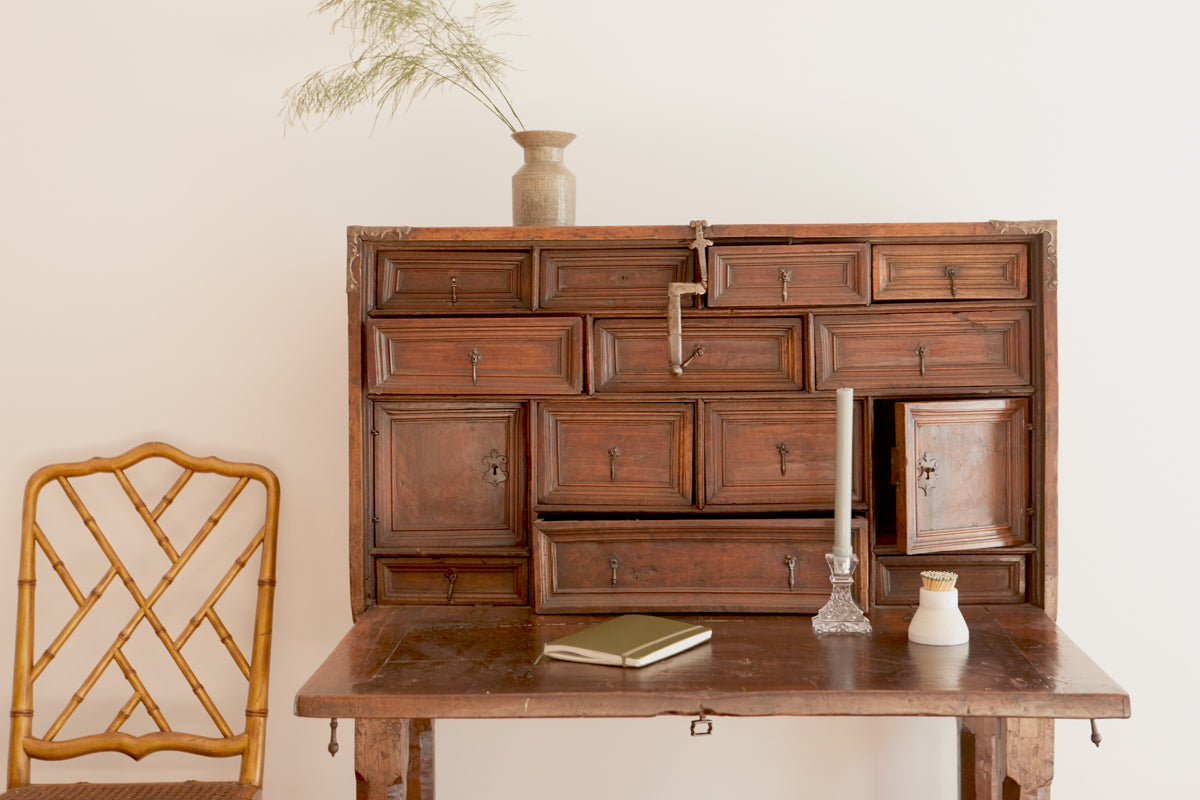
[374,402,526,550]
[894,399,1029,554]
[705,399,865,508]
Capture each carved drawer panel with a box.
[539,248,694,309]
[376,557,528,605]
[708,243,870,307]
[375,248,532,311]
[368,316,584,395]
[894,399,1029,554]
[536,401,694,509]
[812,310,1031,391]
[533,518,868,613]
[872,243,1028,301]
[874,553,1026,605]
[594,317,804,392]
[704,399,866,508]
[373,402,526,550]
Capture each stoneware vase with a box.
[907,587,970,646]
[511,130,576,226]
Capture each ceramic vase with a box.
[907,588,969,646]
[511,130,576,226]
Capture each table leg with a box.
[1004,718,1055,800]
[355,718,435,800]
[961,717,1055,800]
[960,717,1006,800]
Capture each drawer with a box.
[375,248,532,311]
[539,248,694,309]
[812,310,1031,391]
[368,317,584,395]
[594,317,804,392]
[708,243,870,307]
[873,243,1028,301]
[532,518,868,613]
[376,557,528,605]
[536,401,694,509]
[704,399,865,508]
[874,553,1027,605]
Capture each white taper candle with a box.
[833,387,853,558]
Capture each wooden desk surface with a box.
[294,604,1129,722]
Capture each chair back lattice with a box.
[7,443,280,790]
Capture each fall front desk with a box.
[295,222,1129,799]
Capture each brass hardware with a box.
[690,714,714,736]
[917,451,938,495]
[469,347,481,384]
[328,718,339,757]
[609,555,621,587]
[915,343,928,376]
[667,220,712,376]
[608,447,622,481]
[780,268,792,302]
[445,571,458,602]
[776,442,789,476]
[482,449,508,485]
[784,555,796,590]
[945,265,958,298]
[450,276,459,305]
[679,343,706,371]
[1090,719,1102,747]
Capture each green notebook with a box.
[542,614,712,668]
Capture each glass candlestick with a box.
[812,552,872,634]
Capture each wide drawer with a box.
[532,518,868,613]
[375,248,532,311]
[536,401,694,509]
[812,309,1031,391]
[539,248,694,309]
[708,243,870,307]
[594,317,804,392]
[704,399,865,508]
[376,557,528,605]
[874,553,1027,605]
[368,317,584,395]
[872,243,1028,301]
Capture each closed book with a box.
[542,614,712,668]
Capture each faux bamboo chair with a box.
[5,442,280,800]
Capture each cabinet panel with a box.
[708,243,870,307]
[369,317,584,395]
[872,243,1028,301]
[376,557,528,605]
[705,399,866,508]
[539,248,693,309]
[594,317,804,392]
[813,310,1031,391]
[373,402,526,550]
[536,401,694,508]
[894,399,1029,554]
[533,518,868,613]
[874,553,1026,605]
[375,248,532,311]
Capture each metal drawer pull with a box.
[469,347,481,384]
[445,570,458,602]
[609,555,621,587]
[328,718,339,757]
[780,268,792,302]
[917,451,938,495]
[784,554,796,590]
[776,442,789,475]
[915,343,928,376]
[608,447,622,481]
[945,265,958,298]
[680,343,706,370]
[482,449,508,485]
[450,276,459,304]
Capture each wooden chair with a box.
[5,443,280,800]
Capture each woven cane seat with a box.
[1,782,260,800]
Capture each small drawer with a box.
[705,399,865,508]
[539,248,694,309]
[368,317,584,395]
[874,553,1027,605]
[375,249,532,311]
[537,402,694,509]
[376,557,528,605]
[873,243,1028,301]
[813,310,1031,391]
[594,317,804,392]
[532,518,868,613]
[708,243,870,307]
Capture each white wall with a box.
[2,1,1196,797]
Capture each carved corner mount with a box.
[989,219,1057,288]
[346,226,413,294]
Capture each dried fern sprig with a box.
[282,0,525,133]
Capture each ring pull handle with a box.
[469,347,481,384]
[784,554,796,590]
[608,447,622,482]
[609,554,621,587]
[450,275,459,305]
[944,265,958,298]
[915,343,928,377]
[776,442,789,476]
[917,451,938,495]
[780,268,792,302]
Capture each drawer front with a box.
[874,554,1026,605]
[708,243,870,307]
[375,248,532,311]
[540,248,694,309]
[872,243,1028,301]
[537,402,694,508]
[533,518,868,613]
[373,402,526,550]
[369,317,584,395]
[813,310,1030,391]
[376,557,528,605]
[705,399,865,508]
[594,317,804,392]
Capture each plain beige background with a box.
[2,0,1196,797]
